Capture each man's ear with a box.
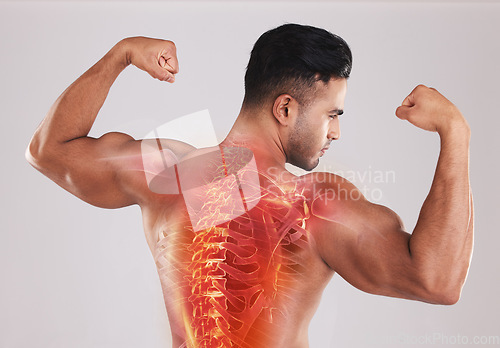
[272,94,298,126]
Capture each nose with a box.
[328,120,341,140]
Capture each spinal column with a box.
[185,187,310,347]
[153,146,311,347]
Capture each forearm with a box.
[409,123,473,301]
[27,40,129,160]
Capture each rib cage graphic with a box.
[154,185,311,348]
[153,147,311,347]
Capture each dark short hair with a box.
[242,23,352,108]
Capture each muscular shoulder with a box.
[299,171,366,204]
[301,171,404,241]
[298,171,371,232]
[114,136,197,206]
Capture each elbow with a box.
[25,137,44,168]
[419,280,462,305]
[431,288,461,306]
[25,136,53,170]
[25,138,40,166]
[26,141,39,166]
[413,262,468,305]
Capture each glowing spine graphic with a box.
[182,186,310,347]
[151,146,312,347]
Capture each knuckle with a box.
[415,84,427,91]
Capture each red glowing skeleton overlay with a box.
[148,146,313,347]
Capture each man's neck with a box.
[222,108,288,172]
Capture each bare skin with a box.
[26,37,473,347]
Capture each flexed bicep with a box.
[26,36,186,209]
[31,132,196,208]
[308,177,441,303]
[32,132,146,208]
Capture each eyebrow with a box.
[329,109,344,116]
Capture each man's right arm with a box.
[311,85,473,305]
[26,37,182,208]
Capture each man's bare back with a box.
[26,25,473,347]
[141,146,332,346]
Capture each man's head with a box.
[242,23,352,109]
[242,23,352,171]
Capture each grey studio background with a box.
[1,1,499,347]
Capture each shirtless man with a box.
[26,24,473,347]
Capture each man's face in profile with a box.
[287,77,347,171]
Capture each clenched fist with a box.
[120,36,179,83]
[395,85,469,136]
